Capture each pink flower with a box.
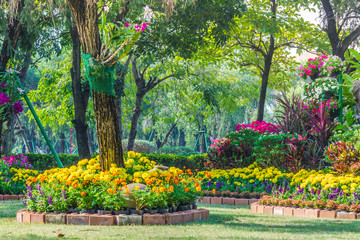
[125,23,131,27]
[1,83,6,88]
[141,22,147,31]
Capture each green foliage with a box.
[122,139,157,154]
[157,146,198,156]
[253,134,290,169]
[142,153,207,171]
[23,153,79,171]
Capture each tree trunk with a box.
[157,123,177,149]
[88,129,95,155]
[179,129,186,146]
[59,132,65,154]
[70,24,91,160]
[93,91,124,168]
[67,0,123,170]
[127,91,145,151]
[256,0,276,121]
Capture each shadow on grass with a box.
[191,208,360,236]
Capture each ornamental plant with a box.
[304,77,339,99]
[236,121,281,134]
[325,141,360,175]
[0,155,38,194]
[0,72,24,118]
[299,55,344,80]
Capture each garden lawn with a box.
[1,201,360,240]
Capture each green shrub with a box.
[122,139,157,154]
[157,146,198,156]
[23,153,79,171]
[20,152,206,171]
[142,153,207,171]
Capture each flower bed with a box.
[16,208,210,225]
[23,152,202,214]
[0,155,38,194]
[198,163,293,195]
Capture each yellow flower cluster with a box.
[10,168,38,182]
[292,169,360,194]
[198,163,293,184]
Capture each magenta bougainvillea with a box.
[236,121,281,134]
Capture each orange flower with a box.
[167,185,174,192]
[107,188,113,194]
[184,188,189,193]
[205,172,211,178]
[196,186,201,192]
[195,169,198,171]
[174,179,180,185]
[159,187,166,193]
[81,191,86,196]
[212,189,216,195]
[165,177,170,182]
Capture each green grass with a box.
[1,201,360,239]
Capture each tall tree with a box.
[202,0,320,121]
[320,0,360,59]
[125,0,246,150]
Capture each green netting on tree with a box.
[82,53,115,96]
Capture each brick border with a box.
[197,197,258,206]
[251,202,360,220]
[16,208,210,226]
[0,194,25,201]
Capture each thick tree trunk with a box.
[93,91,123,168]
[70,25,91,160]
[67,0,123,170]
[127,91,145,151]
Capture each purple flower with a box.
[47,196,53,205]
[0,92,10,105]
[1,83,6,87]
[12,102,23,114]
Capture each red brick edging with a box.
[198,196,259,206]
[251,202,358,220]
[0,194,25,201]
[16,208,210,226]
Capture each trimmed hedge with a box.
[18,153,207,171]
[23,153,79,171]
[142,153,207,171]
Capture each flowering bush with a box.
[0,72,24,118]
[304,77,339,99]
[236,121,281,134]
[24,152,201,212]
[0,155,38,194]
[299,55,344,80]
